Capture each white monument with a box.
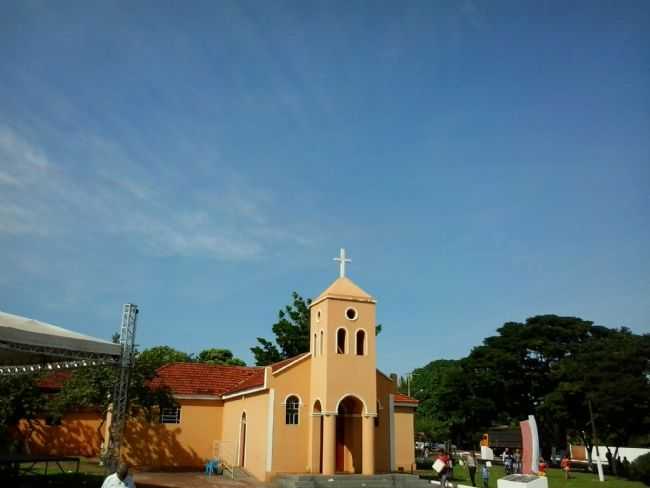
[497,416,548,488]
[498,474,548,488]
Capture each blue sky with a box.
[1,1,648,375]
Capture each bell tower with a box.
[309,249,377,475]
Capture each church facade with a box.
[20,264,418,481]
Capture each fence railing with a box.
[213,440,237,479]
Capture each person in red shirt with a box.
[538,457,547,477]
[436,450,451,488]
[560,455,571,480]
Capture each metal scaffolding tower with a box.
[104,304,138,471]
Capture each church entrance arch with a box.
[312,400,323,473]
[335,395,364,473]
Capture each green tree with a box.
[404,359,491,447]
[197,348,246,366]
[251,292,312,365]
[408,315,650,454]
[545,328,650,464]
[137,346,192,370]
[0,375,43,453]
[49,353,178,448]
[250,338,283,366]
[457,315,601,451]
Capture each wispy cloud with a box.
[0,124,306,261]
[0,126,50,170]
[0,170,20,186]
[0,204,47,235]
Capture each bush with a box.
[629,453,650,486]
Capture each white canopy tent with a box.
[0,310,121,374]
[0,306,136,470]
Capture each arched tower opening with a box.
[335,395,364,473]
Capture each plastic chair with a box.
[205,459,219,477]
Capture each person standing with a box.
[436,450,451,488]
[560,455,571,480]
[466,451,477,487]
[514,449,522,473]
[622,457,630,477]
[615,456,624,477]
[481,462,489,488]
[606,448,614,474]
[101,463,136,488]
[504,451,514,475]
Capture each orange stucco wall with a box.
[16,411,103,457]
[15,278,418,481]
[310,299,377,416]
[121,399,223,469]
[269,358,312,475]
[394,406,415,472]
[374,372,394,472]
[16,367,415,479]
[221,389,269,481]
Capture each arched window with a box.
[313,333,317,356]
[319,330,324,356]
[337,328,347,354]
[285,395,299,425]
[356,329,366,355]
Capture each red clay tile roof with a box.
[224,353,311,395]
[394,393,419,404]
[151,363,262,396]
[224,369,265,395]
[38,354,313,399]
[271,352,310,372]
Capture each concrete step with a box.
[275,474,434,488]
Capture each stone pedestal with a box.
[497,474,548,488]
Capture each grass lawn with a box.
[415,465,647,488]
[27,457,107,476]
[1,457,106,488]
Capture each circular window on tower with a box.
[345,307,358,321]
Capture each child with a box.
[504,452,514,475]
[560,455,571,480]
[481,462,489,488]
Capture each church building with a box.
[20,251,418,481]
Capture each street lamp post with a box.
[589,399,605,482]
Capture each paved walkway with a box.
[134,471,264,488]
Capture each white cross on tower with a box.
[333,248,351,278]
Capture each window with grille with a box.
[160,407,181,424]
[285,396,299,425]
